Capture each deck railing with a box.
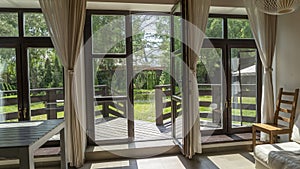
[0,85,123,121]
[1,84,257,126]
[1,88,64,121]
[154,84,257,126]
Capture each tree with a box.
[43,58,52,88]
[24,13,49,37]
[0,13,18,36]
[52,57,63,87]
[0,13,63,92]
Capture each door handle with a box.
[225,100,231,108]
[18,108,22,119]
[23,108,27,119]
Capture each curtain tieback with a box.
[265,67,273,72]
[68,69,74,75]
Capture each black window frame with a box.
[202,14,262,135]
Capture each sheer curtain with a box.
[39,0,87,167]
[244,0,277,141]
[183,0,211,158]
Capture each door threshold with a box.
[202,132,258,144]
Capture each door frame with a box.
[84,10,134,145]
[226,43,262,134]
[170,0,185,149]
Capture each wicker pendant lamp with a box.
[255,0,300,15]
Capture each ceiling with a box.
[0,0,246,14]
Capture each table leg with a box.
[252,127,256,150]
[19,147,34,169]
[60,128,68,169]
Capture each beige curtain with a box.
[39,0,87,167]
[184,0,211,158]
[244,0,277,141]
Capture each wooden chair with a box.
[252,88,299,148]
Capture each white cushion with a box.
[254,142,300,165]
[292,122,300,142]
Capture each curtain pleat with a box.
[39,0,87,167]
[183,0,211,159]
[244,0,277,141]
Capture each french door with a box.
[0,45,22,122]
[170,1,184,148]
[227,46,261,134]
[0,11,64,124]
[199,45,261,135]
[170,4,262,137]
[85,11,134,144]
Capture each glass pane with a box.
[205,18,223,38]
[92,15,126,54]
[93,58,128,141]
[28,48,64,121]
[228,18,253,39]
[173,55,183,141]
[24,13,50,37]
[173,12,183,144]
[132,15,171,141]
[0,12,18,37]
[93,58,127,97]
[0,48,18,122]
[199,48,223,131]
[173,15,183,96]
[230,48,257,128]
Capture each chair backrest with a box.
[274,88,299,129]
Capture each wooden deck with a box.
[94,117,222,142]
[95,118,172,141]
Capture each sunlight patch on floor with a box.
[207,153,255,169]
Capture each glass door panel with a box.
[230,48,258,128]
[93,58,128,142]
[92,15,126,54]
[28,48,64,121]
[199,48,224,131]
[0,48,18,122]
[171,2,183,145]
[132,14,171,141]
[172,54,183,143]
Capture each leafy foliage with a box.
[24,13,50,37]
[29,48,63,89]
[0,12,18,37]
[206,18,223,38]
[92,15,126,54]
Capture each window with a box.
[205,18,223,38]
[200,15,261,135]
[24,13,50,37]
[228,18,253,39]
[28,48,63,121]
[0,10,64,123]
[0,48,18,122]
[0,12,18,37]
[92,15,126,54]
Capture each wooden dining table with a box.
[0,119,66,169]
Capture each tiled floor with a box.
[80,152,255,169]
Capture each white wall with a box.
[276,9,300,141]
